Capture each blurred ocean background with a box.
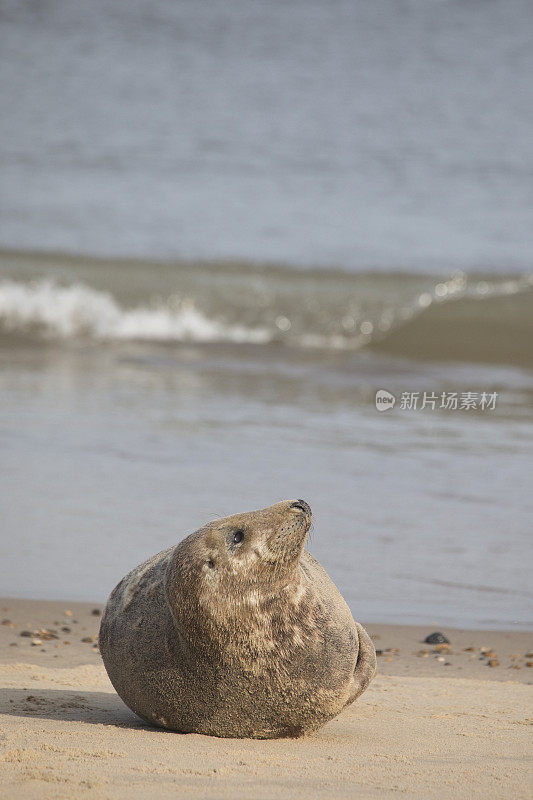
[0,0,532,628]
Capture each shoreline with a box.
[1,598,531,799]
[1,598,531,682]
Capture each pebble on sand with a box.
[91,608,102,616]
[487,659,499,667]
[424,632,450,645]
[37,629,59,641]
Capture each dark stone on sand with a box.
[19,630,32,637]
[424,632,450,645]
[91,608,102,616]
[1,619,12,625]
[61,626,71,633]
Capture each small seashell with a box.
[37,629,59,640]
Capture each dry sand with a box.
[1,598,531,799]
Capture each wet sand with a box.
[1,598,531,799]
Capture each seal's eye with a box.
[207,560,215,569]
[232,530,244,545]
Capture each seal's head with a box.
[165,499,312,632]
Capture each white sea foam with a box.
[0,280,271,344]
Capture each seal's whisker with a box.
[204,511,226,520]
[306,523,314,546]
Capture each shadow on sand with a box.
[0,687,162,731]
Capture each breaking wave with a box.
[0,279,271,345]
[0,250,531,366]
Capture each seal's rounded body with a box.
[99,500,376,739]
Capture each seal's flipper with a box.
[349,622,377,703]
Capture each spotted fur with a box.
[99,500,376,739]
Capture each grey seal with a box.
[99,499,376,739]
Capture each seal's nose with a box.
[289,499,312,517]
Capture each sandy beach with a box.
[2,2,532,798]
[1,598,531,799]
